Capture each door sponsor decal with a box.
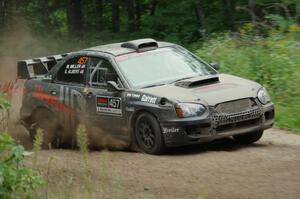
[96,96,122,116]
[141,94,157,104]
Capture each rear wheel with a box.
[134,113,165,154]
[29,108,58,149]
[233,130,264,144]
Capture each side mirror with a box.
[210,62,220,71]
[107,81,124,92]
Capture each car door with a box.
[50,55,89,133]
[84,56,128,139]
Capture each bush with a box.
[0,94,45,198]
[195,24,300,133]
[0,133,45,199]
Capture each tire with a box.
[134,112,165,154]
[233,130,264,144]
[29,108,58,149]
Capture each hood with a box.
[138,74,262,106]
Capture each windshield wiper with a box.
[170,76,195,84]
[142,83,166,88]
[142,76,197,88]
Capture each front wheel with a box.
[134,112,165,154]
[233,130,264,144]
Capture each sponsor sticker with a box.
[96,96,122,116]
[141,95,157,104]
[126,93,141,99]
[162,127,180,134]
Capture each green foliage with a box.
[0,93,10,132]
[33,129,44,168]
[195,24,300,132]
[0,93,11,110]
[0,133,45,198]
[139,0,199,45]
[23,0,67,35]
[76,125,89,156]
[18,0,300,42]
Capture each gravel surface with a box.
[18,128,300,199]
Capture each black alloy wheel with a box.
[135,112,165,154]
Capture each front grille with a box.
[215,98,256,114]
[213,107,262,126]
[210,98,263,130]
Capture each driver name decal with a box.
[96,96,122,116]
[64,64,86,74]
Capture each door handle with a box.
[50,90,57,95]
[86,91,93,98]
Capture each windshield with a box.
[116,46,217,88]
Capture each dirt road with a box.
[20,128,300,199]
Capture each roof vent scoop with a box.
[121,38,158,52]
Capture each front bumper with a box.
[161,102,275,147]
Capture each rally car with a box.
[18,38,275,154]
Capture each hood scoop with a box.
[175,75,220,88]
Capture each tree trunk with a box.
[95,0,103,29]
[296,2,300,23]
[127,0,135,32]
[248,0,257,23]
[67,0,83,37]
[223,0,236,30]
[195,0,206,30]
[136,1,141,20]
[150,0,157,16]
[0,0,7,29]
[112,0,120,32]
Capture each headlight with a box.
[175,103,206,118]
[257,87,271,104]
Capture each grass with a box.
[33,128,43,168]
[76,124,89,159]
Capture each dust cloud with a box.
[0,20,49,148]
[85,125,129,150]
[0,21,130,151]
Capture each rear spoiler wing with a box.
[17,53,69,79]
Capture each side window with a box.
[88,57,118,88]
[55,56,88,84]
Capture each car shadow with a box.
[164,138,268,156]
